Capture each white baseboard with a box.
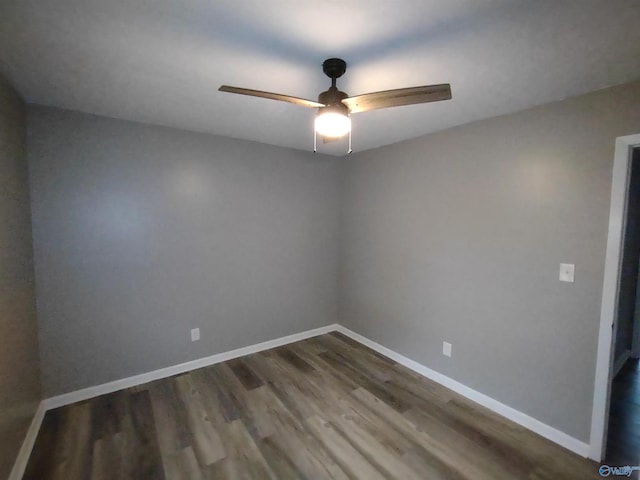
[17,321,590,478]
[612,349,631,378]
[334,325,591,459]
[8,401,46,480]
[43,324,338,410]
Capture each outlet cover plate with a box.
[191,328,200,342]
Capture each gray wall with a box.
[28,107,340,396]
[0,76,40,477]
[339,80,640,442]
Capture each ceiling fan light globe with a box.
[315,111,351,138]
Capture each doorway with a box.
[605,146,640,470]
[591,135,640,464]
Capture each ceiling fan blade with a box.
[342,84,452,114]
[219,85,325,108]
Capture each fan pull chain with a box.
[348,127,352,154]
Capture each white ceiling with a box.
[1,0,640,156]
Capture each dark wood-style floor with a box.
[23,332,601,479]
[606,358,640,477]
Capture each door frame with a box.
[590,134,640,460]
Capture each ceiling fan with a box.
[219,58,452,152]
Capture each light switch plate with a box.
[443,341,452,357]
[559,263,575,283]
[191,328,200,341]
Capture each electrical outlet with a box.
[191,328,200,342]
[443,341,452,357]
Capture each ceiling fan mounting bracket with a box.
[322,58,347,80]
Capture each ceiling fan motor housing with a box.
[318,87,348,110]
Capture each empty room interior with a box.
[2,1,640,479]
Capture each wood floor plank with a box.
[206,420,276,480]
[90,436,116,480]
[149,381,195,476]
[304,414,387,480]
[301,370,429,460]
[329,331,398,365]
[244,353,320,421]
[315,335,455,405]
[202,364,275,440]
[326,379,462,480]
[196,366,245,423]
[403,407,526,480]
[327,410,425,480]
[173,374,226,466]
[276,347,315,373]
[296,337,330,355]
[130,390,165,480]
[50,402,93,480]
[256,435,306,479]
[317,349,413,413]
[23,333,602,479]
[228,354,352,479]
[163,447,205,480]
[351,386,511,480]
[227,358,264,390]
[248,386,351,480]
